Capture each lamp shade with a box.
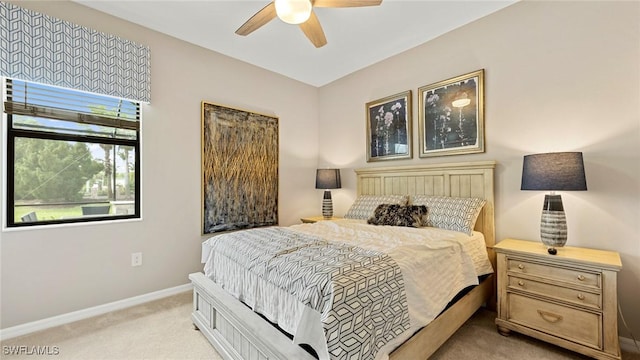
[315,169,341,189]
[521,152,587,191]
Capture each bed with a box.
[190,160,496,360]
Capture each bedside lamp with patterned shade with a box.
[315,169,341,218]
[521,152,587,255]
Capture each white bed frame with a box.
[190,160,497,360]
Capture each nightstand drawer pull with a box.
[577,274,586,281]
[518,280,525,286]
[518,264,525,270]
[577,293,585,300]
[537,310,563,323]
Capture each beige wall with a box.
[2,0,639,341]
[319,0,640,337]
[0,1,320,328]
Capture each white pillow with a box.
[411,195,486,235]
[344,194,409,220]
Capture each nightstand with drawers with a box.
[494,238,622,360]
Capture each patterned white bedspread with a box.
[201,219,493,360]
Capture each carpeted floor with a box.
[430,309,639,360]
[1,291,638,360]
[1,292,220,360]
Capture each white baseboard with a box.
[0,283,192,341]
[621,336,640,354]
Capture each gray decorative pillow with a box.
[411,195,486,235]
[367,204,428,228]
[344,194,408,220]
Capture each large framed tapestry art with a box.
[201,102,279,234]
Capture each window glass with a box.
[4,78,140,227]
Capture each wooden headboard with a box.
[355,160,496,267]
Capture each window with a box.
[3,78,141,227]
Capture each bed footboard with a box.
[191,272,493,360]
[189,272,316,360]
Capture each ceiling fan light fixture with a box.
[275,0,312,25]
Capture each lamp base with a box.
[540,194,567,255]
[322,190,333,218]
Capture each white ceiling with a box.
[74,0,517,87]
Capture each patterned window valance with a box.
[0,2,151,103]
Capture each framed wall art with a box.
[201,101,278,234]
[366,90,412,162]
[418,69,484,158]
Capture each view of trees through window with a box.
[5,78,140,226]
[13,138,136,222]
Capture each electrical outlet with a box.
[131,252,142,267]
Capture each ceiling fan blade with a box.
[235,2,277,36]
[299,10,327,48]
[313,0,382,8]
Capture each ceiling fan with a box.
[235,0,383,48]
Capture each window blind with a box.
[4,79,140,131]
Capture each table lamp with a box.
[521,152,587,255]
[315,169,341,218]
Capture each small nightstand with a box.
[494,238,622,360]
[300,216,341,223]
